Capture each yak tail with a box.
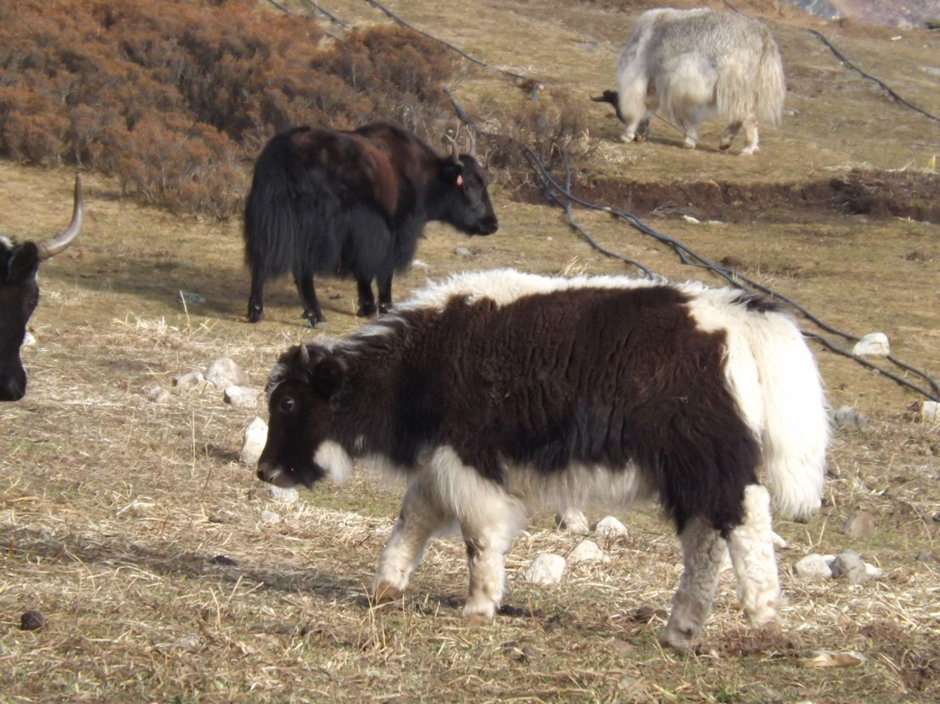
[731,301,829,520]
[754,30,785,125]
[243,128,306,278]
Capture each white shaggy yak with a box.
[593,8,786,154]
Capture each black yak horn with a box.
[39,174,83,260]
[298,342,310,365]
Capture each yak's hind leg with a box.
[427,447,524,624]
[727,485,780,625]
[376,273,394,315]
[660,517,727,650]
[719,121,743,152]
[356,278,377,318]
[248,265,266,323]
[740,116,760,156]
[294,272,326,326]
[373,479,450,603]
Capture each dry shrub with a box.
[486,88,597,173]
[0,1,455,217]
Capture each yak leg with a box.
[660,517,726,650]
[356,278,377,318]
[373,479,450,604]
[727,485,780,625]
[376,273,394,315]
[719,121,742,151]
[294,273,326,326]
[247,266,266,323]
[740,116,760,156]
[682,123,698,150]
[634,117,651,143]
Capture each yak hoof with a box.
[356,304,377,318]
[718,142,732,152]
[247,309,264,324]
[658,624,696,651]
[378,303,393,315]
[372,580,404,604]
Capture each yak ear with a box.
[7,243,40,283]
[439,161,464,186]
[311,356,346,402]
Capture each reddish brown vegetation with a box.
[0,1,455,216]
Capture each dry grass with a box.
[2,0,940,702]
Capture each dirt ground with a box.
[1,1,939,702]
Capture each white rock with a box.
[261,510,280,524]
[240,417,268,465]
[852,332,890,357]
[592,516,629,541]
[411,259,430,273]
[794,554,833,580]
[523,553,566,585]
[682,215,700,224]
[555,508,590,534]
[204,357,249,389]
[863,562,883,579]
[22,332,36,347]
[224,385,260,408]
[772,532,788,549]
[146,386,171,404]
[568,539,610,565]
[177,291,205,306]
[919,401,939,423]
[173,371,205,393]
[268,486,299,504]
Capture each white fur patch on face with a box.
[314,440,353,485]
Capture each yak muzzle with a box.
[256,461,297,488]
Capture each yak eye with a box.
[279,396,296,413]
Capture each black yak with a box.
[255,269,830,649]
[244,122,498,325]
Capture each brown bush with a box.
[0,1,456,217]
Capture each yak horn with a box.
[38,174,83,260]
[466,128,477,157]
[443,132,461,164]
[298,342,311,365]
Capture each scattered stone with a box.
[177,291,205,306]
[918,401,939,423]
[852,332,890,357]
[240,417,268,465]
[173,371,205,393]
[453,246,472,257]
[592,516,629,541]
[204,357,249,389]
[22,332,36,346]
[794,554,834,580]
[608,638,634,656]
[830,550,875,584]
[20,611,45,631]
[268,485,299,504]
[843,510,877,539]
[523,553,566,585]
[617,675,654,701]
[923,67,940,78]
[830,405,871,431]
[863,562,883,579]
[411,259,430,273]
[174,635,200,650]
[554,508,589,534]
[224,385,260,408]
[772,532,788,549]
[785,108,801,116]
[568,539,610,565]
[682,215,701,224]
[914,551,938,566]
[209,554,238,566]
[261,510,280,524]
[146,386,171,404]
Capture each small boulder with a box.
[268,486,299,504]
[568,539,610,565]
[830,405,871,431]
[224,385,260,408]
[592,516,629,541]
[22,332,36,347]
[843,511,877,539]
[261,510,280,524]
[453,246,472,257]
[411,259,430,273]
[852,332,890,357]
[204,357,249,389]
[794,554,833,580]
[20,611,45,631]
[830,550,874,584]
[173,371,205,393]
[177,291,205,306]
[240,417,268,465]
[146,386,171,404]
[918,401,939,423]
[523,553,566,585]
[554,508,590,534]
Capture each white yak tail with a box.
[741,303,829,520]
[755,28,786,125]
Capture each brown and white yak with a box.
[256,269,829,648]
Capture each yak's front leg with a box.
[376,273,394,315]
[372,479,449,603]
[660,517,727,650]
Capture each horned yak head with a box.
[0,175,83,402]
[257,342,348,489]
